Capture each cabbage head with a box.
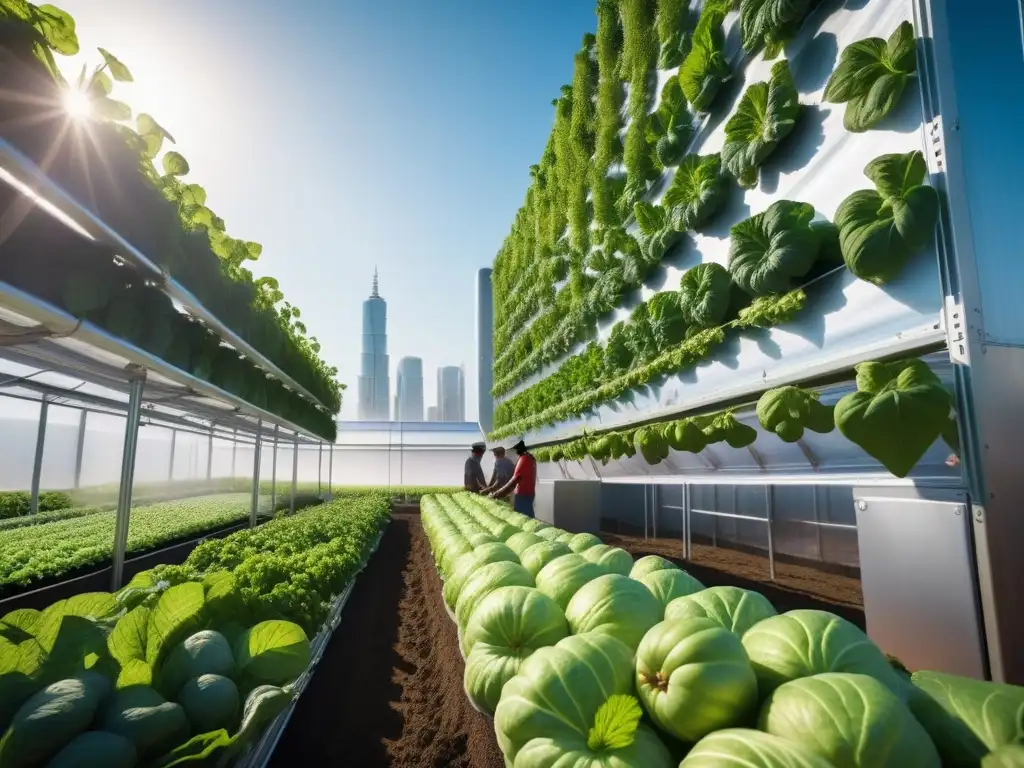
[442,543,520,609]
[728,200,821,297]
[580,544,633,576]
[742,609,906,698]
[665,586,776,636]
[520,541,573,579]
[535,554,607,611]
[638,569,705,611]
[462,586,568,714]
[455,561,534,629]
[636,618,758,742]
[160,629,235,698]
[568,532,603,553]
[177,673,239,733]
[629,555,677,581]
[984,744,1024,768]
[438,536,472,577]
[536,527,568,542]
[565,574,663,651]
[756,386,835,443]
[679,262,733,329]
[663,153,729,232]
[680,728,834,767]
[495,634,673,768]
[47,731,138,768]
[759,672,941,767]
[907,669,1024,766]
[506,532,545,557]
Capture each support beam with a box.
[167,428,176,482]
[269,425,279,511]
[206,427,213,480]
[289,432,298,515]
[327,444,333,498]
[249,421,262,528]
[29,397,49,514]
[73,408,86,489]
[317,442,322,497]
[231,429,238,477]
[111,372,146,590]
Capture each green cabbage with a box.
[742,609,907,697]
[739,0,816,59]
[907,669,1024,766]
[534,554,608,611]
[629,555,677,581]
[160,629,235,698]
[462,586,568,714]
[679,4,729,113]
[234,620,310,687]
[636,618,758,742]
[495,634,672,767]
[177,673,240,733]
[455,561,534,629]
[567,532,603,553]
[984,744,1024,768]
[47,731,138,768]
[505,532,544,557]
[580,544,633,576]
[520,541,573,579]
[101,685,190,757]
[680,728,834,767]
[663,153,730,232]
[759,672,940,767]
[638,568,705,610]
[442,543,520,609]
[757,386,835,443]
[729,200,821,297]
[679,262,733,329]
[665,585,777,636]
[565,574,663,651]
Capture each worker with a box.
[488,439,537,518]
[482,445,516,495]
[464,441,487,493]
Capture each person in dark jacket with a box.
[483,446,515,494]
[464,442,487,493]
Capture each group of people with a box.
[463,439,537,518]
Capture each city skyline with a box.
[356,268,390,420]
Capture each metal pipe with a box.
[683,484,691,560]
[711,486,718,548]
[328,443,333,497]
[111,373,145,590]
[29,397,49,514]
[765,485,776,582]
[206,428,213,480]
[812,486,823,561]
[231,429,238,477]
[317,442,322,496]
[168,428,176,481]
[270,425,279,511]
[73,408,86,489]
[643,484,649,540]
[249,420,262,528]
[690,508,769,524]
[289,432,298,515]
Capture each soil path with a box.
[270,512,504,768]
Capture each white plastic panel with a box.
[511,0,947,453]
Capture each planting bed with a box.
[271,511,504,768]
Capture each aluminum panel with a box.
[535,479,602,534]
[854,494,985,679]
[511,0,947,448]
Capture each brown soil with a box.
[604,532,865,629]
[270,512,504,768]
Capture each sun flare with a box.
[62,88,92,120]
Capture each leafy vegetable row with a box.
[0,3,342,436]
[0,493,390,767]
[423,492,1024,767]
[490,1,929,444]
[531,358,960,478]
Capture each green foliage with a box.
[618,0,658,120]
[739,0,816,59]
[663,153,730,231]
[722,59,800,188]
[592,0,626,227]
[679,4,730,112]
[756,385,835,442]
[835,150,939,285]
[679,262,733,329]
[834,359,952,477]
[824,21,917,132]
[656,0,691,69]
[728,201,822,296]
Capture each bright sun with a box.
[62,88,92,120]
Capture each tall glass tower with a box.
[437,365,465,422]
[396,357,424,421]
[357,268,390,421]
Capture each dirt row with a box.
[271,512,865,767]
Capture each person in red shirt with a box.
[489,439,537,518]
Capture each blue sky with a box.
[55,0,598,419]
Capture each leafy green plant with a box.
[618,0,658,120]
[656,0,691,69]
[647,291,688,348]
[834,150,939,285]
[679,4,730,112]
[824,21,917,132]
[679,262,733,329]
[728,201,822,296]
[739,0,816,59]
[756,386,835,442]
[722,59,800,189]
[662,153,730,231]
[634,201,683,263]
[834,359,952,477]
[592,0,626,227]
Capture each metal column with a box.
[327,444,333,498]
[168,428,176,482]
[249,421,262,528]
[73,408,87,489]
[289,432,298,514]
[29,397,49,514]
[206,427,213,480]
[683,484,691,560]
[231,429,238,477]
[111,372,146,590]
[765,485,776,582]
[269,425,279,511]
[317,442,322,497]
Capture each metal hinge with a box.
[927,116,947,175]
[943,295,969,365]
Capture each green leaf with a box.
[634,202,667,236]
[145,582,206,666]
[663,153,729,231]
[0,610,41,644]
[646,291,688,348]
[234,620,310,686]
[908,670,1024,765]
[739,0,815,57]
[116,658,153,689]
[150,729,231,766]
[587,694,643,751]
[679,6,730,112]
[98,47,133,81]
[163,151,190,176]
[137,113,175,158]
[824,22,916,132]
[32,4,78,55]
[700,412,757,448]
[865,150,927,202]
[679,262,732,328]
[107,606,150,668]
[87,69,112,97]
[834,359,951,477]
[722,59,800,189]
[756,386,835,442]
[728,200,820,296]
[92,96,131,122]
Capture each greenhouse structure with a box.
[0,0,1023,767]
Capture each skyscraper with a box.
[426,405,439,422]
[437,365,465,422]
[396,357,424,421]
[357,268,390,421]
